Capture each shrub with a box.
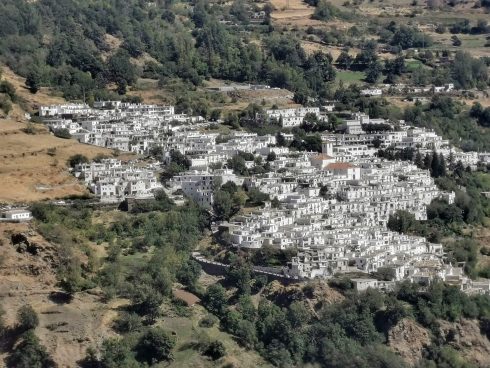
[199,314,219,328]
[0,95,12,115]
[203,340,226,360]
[17,305,39,332]
[53,128,71,139]
[113,312,142,334]
[0,80,17,101]
[68,154,89,168]
[23,123,37,135]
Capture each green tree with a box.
[365,61,383,84]
[387,210,416,233]
[68,154,89,168]
[213,190,235,220]
[107,50,137,86]
[100,338,138,368]
[313,0,340,20]
[336,51,353,70]
[202,284,227,315]
[0,80,17,102]
[53,128,71,139]
[235,319,258,348]
[135,327,176,364]
[25,69,41,94]
[176,260,202,288]
[130,284,164,323]
[7,331,55,368]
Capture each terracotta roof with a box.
[172,289,200,306]
[326,162,356,170]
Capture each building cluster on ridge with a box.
[39,102,490,293]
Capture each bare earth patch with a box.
[0,223,117,367]
[0,119,133,203]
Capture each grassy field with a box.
[405,59,425,72]
[335,70,365,84]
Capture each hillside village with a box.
[2,0,490,367]
[37,101,490,294]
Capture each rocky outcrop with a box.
[439,319,490,367]
[263,280,344,310]
[387,318,431,366]
[11,232,42,255]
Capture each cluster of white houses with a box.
[361,83,455,97]
[73,159,162,203]
[40,101,205,154]
[41,103,490,292]
[265,106,327,127]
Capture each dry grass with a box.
[0,222,119,367]
[270,0,310,11]
[127,78,175,104]
[1,66,65,118]
[269,0,317,26]
[459,96,490,108]
[302,42,360,59]
[0,119,133,203]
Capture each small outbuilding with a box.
[2,209,32,221]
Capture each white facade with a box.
[2,209,32,221]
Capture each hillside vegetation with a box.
[1,1,490,368]
[0,0,488,111]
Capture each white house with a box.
[2,209,32,221]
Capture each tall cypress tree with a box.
[438,153,447,177]
[423,153,432,171]
[414,150,423,168]
[431,151,439,177]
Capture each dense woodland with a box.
[0,0,488,103]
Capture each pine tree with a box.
[448,150,455,170]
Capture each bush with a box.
[17,305,39,332]
[68,154,89,168]
[0,95,12,115]
[0,80,17,101]
[53,128,71,139]
[199,314,219,328]
[23,123,37,135]
[328,277,354,291]
[203,340,226,360]
[113,312,142,334]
